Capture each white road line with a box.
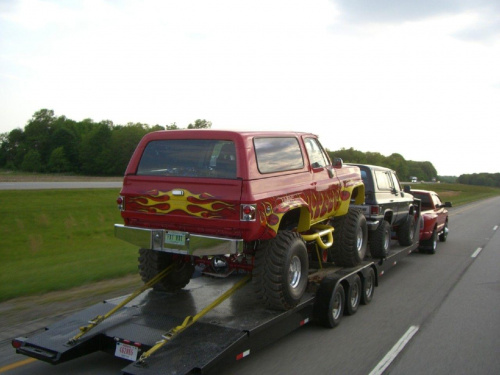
[369,325,419,375]
[471,247,483,258]
[493,225,498,231]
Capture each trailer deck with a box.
[13,241,418,374]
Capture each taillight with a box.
[370,206,380,215]
[117,196,125,211]
[12,337,26,349]
[240,204,256,221]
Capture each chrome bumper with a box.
[114,224,244,256]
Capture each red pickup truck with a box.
[411,189,452,253]
[114,130,366,310]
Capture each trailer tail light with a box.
[12,337,26,349]
[240,204,256,221]
[117,196,125,211]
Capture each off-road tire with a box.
[397,214,416,246]
[253,231,309,311]
[138,249,194,292]
[370,220,391,258]
[329,209,368,267]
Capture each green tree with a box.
[47,147,71,173]
[21,149,42,172]
[187,119,212,129]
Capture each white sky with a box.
[1,0,499,176]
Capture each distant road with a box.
[0,182,122,190]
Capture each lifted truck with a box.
[12,234,420,374]
[114,130,367,311]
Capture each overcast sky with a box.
[1,0,499,176]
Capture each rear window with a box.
[136,139,237,178]
[254,137,304,173]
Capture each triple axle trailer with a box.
[12,239,418,375]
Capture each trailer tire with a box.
[253,231,308,311]
[397,214,415,246]
[361,267,375,305]
[370,220,391,258]
[345,275,361,316]
[329,209,368,267]
[314,278,345,328]
[138,249,194,292]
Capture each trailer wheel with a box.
[439,221,449,242]
[345,275,361,316]
[329,209,368,267]
[361,267,375,305]
[253,231,308,311]
[397,214,415,246]
[138,249,194,292]
[314,278,345,328]
[370,220,391,258]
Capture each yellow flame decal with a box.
[132,189,234,218]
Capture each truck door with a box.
[389,171,407,225]
[303,137,340,222]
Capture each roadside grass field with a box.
[0,189,137,302]
[1,183,499,302]
[409,183,500,206]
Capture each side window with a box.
[374,171,394,191]
[390,172,402,191]
[432,194,442,207]
[254,137,304,173]
[304,138,329,168]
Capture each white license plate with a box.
[115,342,139,361]
[165,231,186,246]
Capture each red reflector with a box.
[117,197,123,204]
[12,339,23,349]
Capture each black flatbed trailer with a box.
[12,240,418,375]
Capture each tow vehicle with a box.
[12,234,420,374]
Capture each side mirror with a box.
[404,185,411,193]
[332,157,343,169]
[444,202,452,208]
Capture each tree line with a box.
[1,109,497,187]
[0,109,211,176]
[327,147,439,182]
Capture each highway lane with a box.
[1,197,499,374]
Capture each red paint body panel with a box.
[119,130,363,243]
[412,189,449,241]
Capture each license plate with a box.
[115,342,139,361]
[165,231,186,246]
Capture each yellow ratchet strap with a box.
[67,263,176,345]
[136,274,251,365]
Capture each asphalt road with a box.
[1,197,499,375]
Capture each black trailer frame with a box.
[13,238,418,375]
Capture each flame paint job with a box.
[128,189,235,219]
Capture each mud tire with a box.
[370,220,391,258]
[138,249,194,292]
[329,209,368,267]
[253,231,309,311]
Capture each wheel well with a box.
[351,185,365,205]
[383,210,394,224]
[279,208,309,232]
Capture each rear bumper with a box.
[114,224,244,256]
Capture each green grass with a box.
[1,183,500,302]
[409,183,500,206]
[0,189,137,302]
